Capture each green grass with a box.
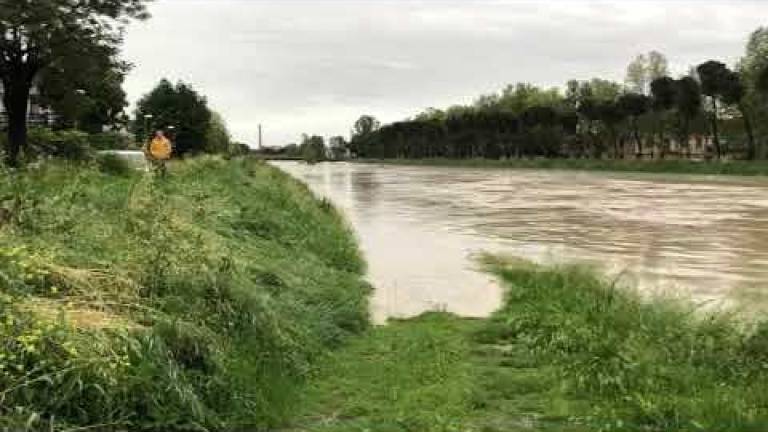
[289,313,593,432]
[362,157,768,176]
[294,258,768,432]
[5,155,768,431]
[0,156,370,431]
[482,257,768,431]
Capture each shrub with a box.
[26,129,92,161]
[87,132,136,151]
[94,152,134,176]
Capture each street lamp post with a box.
[74,89,86,131]
[167,125,176,144]
[143,114,154,139]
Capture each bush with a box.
[26,128,92,161]
[229,142,251,157]
[94,152,134,176]
[87,132,135,151]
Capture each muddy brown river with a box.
[274,161,768,323]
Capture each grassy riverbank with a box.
[294,259,768,431]
[0,157,370,431]
[362,158,768,176]
[483,258,768,430]
[289,313,591,432]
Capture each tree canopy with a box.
[0,0,150,165]
[205,111,232,154]
[133,79,213,156]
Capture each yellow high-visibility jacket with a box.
[145,137,173,161]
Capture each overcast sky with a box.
[122,0,766,147]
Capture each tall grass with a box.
[0,157,370,431]
[480,257,768,431]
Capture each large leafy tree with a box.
[625,54,648,94]
[650,76,676,158]
[350,114,380,156]
[617,93,650,157]
[646,51,669,82]
[328,135,348,160]
[205,111,231,154]
[737,27,768,157]
[596,100,626,158]
[352,115,380,138]
[37,49,130,133]
[0,0,150,166]
[720,70,756,159]
[624,51,668,95]
[496,83,564,114]
[300,134,326,162]
[673,77,702,156]
[759,66,768,96]
[697,60,731,158]
[133,79,212,155]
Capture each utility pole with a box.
[258,124,263,149]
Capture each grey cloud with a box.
[122,0,767,146]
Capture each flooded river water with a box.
[274,161,768,323]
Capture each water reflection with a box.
[274,161,768,322]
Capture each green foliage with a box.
[0,0,150,165]
[698,61,730,98]
[26,128,92,161]
[293,312,593,432]
[364,157,768,176]
[0,158,369,430]
[495,82,565,114]
[229,142,252,157]
[94,152,133,176]
[300,135,327,163]
[328,136,348,160]
[650,76,677,111]
[38,55,130,133]
[351,115,380,140]
[133,79,213,155]
[482,258,768,430]
[85,132,135,151]
[205,112,232,154]
[346,35,768,162]
[292,314,475,432]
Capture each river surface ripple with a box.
[273,161,768,323]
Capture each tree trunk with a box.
[611,128,619,159]
[656,112,666,160]
[711,98,721,159]
[633,117,643,159]
[2,77,33,167]
[679,114,690,159]
[739,103,756,160]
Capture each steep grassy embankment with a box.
[0,157,370,431]
[294,259,768,432]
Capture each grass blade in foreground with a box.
[294,257,768,432]
[481,257,768,431]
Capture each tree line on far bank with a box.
[344,30,768,161]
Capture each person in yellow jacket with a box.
[143,130,173,176]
